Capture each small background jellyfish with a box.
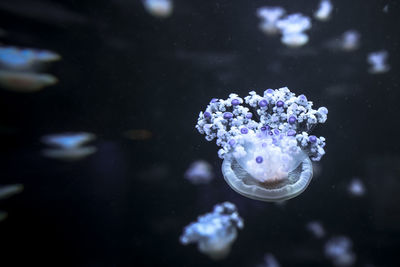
[142,0,173,18]
[0,184,23,222]
[306,221,326,239]
[314,0,333,21]
[196,87,328,202]
[0,46,60,92]
[341,30,361,51]
[276,14,312,47]
[180,202,243,260]
[256,253,281,267]
[367,50,390,74]
[347,177,366,197]
[184,160,214,184]
[41,132,97,161]
[257,7,286,35]
[325,236,356,266]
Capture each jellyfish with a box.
[195,87,328,202]
[367,50,390,74]
[184,160,214,184]
[325,236,356,266]
[0,46,61,70]
[314,0,333,21]
[142,0,173,18]
[180,202,243,260]
[347,178,366,197]
[276,14,312,47]
[341,30,361,51]
[0,46,60,92]
[0,184,23,200]
[41,132,97,161]
[256,253,280,267]
[256,6,286,35]
[0,184,23,222]
[306,221,325,238]
[0,71,58,92]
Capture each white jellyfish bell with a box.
[222,132,312,201]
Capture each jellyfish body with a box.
[196,87,328,202]
[0,184,23,222]
[184,160,214,184]
[347,178,366,196]
[180,202,243,260]
[276,14,311,47]
[0,46,60,92]
[0,71,58,92]
[257,7,286,35]
[341,30,360,51]
[367,50,390,74]
[325,236,356,266]
[143,0,173,18]
[222,133,312,201]
[314,0,333,21]
[41,132,97,161]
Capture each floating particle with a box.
[123,129,153,140]
[143,0,173,18]
[0,70,58,92]
[325,236,356,266]
[180,202,243,260]
[314,0,333,21]
[196,87,328,201]
[257,6,286,35]
[184,160,214,184]
[347,178,366,197]
[367,50,390,74]
[306,221,325,238]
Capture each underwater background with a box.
[0,0,399,266]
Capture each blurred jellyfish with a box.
[0,71,58,92]
[383,4,389,13]
[0,46,60,70]
[325,236,356,266]
[196,87,328,202]
[0,184,23,222]
[314,0,333,21]
[341,30,361,51]
[306,221,325,238]
[0,46,60,92]
[257,7,286,35]
[276,14,312,47]
[347,178,366,197]
[143,0,173,18]
[367,50,390,74]
[184,160,214,184]
[0,184,23,200]
[257,253,280,267]
[180,202,243,260]
[41,132,97,161]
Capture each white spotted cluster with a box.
[195,87,328,161]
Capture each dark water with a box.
[0,0,399,266]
